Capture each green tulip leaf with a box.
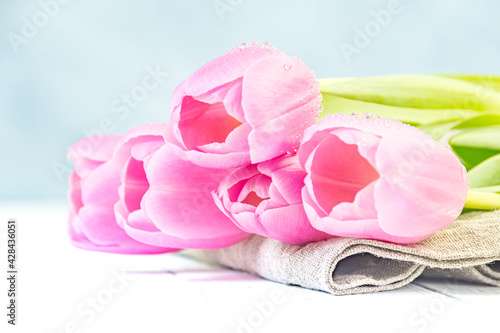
[467,153,500,188]
[464,190,500,210]
[452,113,500,129]
[438,75,500,94]
[417,120,460,141]
[450,129,500,169]
[320,94,477,125]
[320,74,500,111]
[470,186,500,193]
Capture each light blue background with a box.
[1,0,500,200]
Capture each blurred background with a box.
[1,0,500,201]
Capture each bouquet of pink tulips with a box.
[67,42,499,254]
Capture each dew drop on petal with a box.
[261,42,273,49]
[350,112,358,117]
[283,63,292,71]
[363,112,372,118]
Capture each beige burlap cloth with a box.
[188,210,500,295]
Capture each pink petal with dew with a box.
[170,43,283,110]
[248,103,317,163]
[242,56,319,127]
[170,43,283,149]
[242,56,320,162]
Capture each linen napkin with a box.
[188,210,500,295]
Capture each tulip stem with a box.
[317,77,355,90]
[464,190,500,210]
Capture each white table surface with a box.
[1,201,499,333]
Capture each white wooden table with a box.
[1,201,499,333]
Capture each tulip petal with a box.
[374,133,468,237]
[144,143,249,245]
[171,44,283,106]
[257,204,331,245]
[77,205,169,253]
[114,122,167,167]
[178,96,242,150]
[121,202,248,249]
[243,56,320,163]
[258,154,306,204]
[130,140,165,161]
[306,134,379,214]
[329,182,378,221]
[69,170,83,212]
[302,187,427,244]
[68,135,122,164]
[74,159,103,179]
[81,161,120,207]
[223,78,245,123]
[179,148,251,169]
[122,157,149,213]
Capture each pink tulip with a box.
[68,134,173,254]
[170,42,322,169]
[299,114,469,244]
[112,122,180,251]
[122,136,250,249]
[213,155,331,245]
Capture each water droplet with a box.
[319,105,324,112]
[375,114,383,119]
[283,63,292,71]
[363,112,372,118]
[261,42,273,49]
[384,120,391,127]
[350,112,358,117]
